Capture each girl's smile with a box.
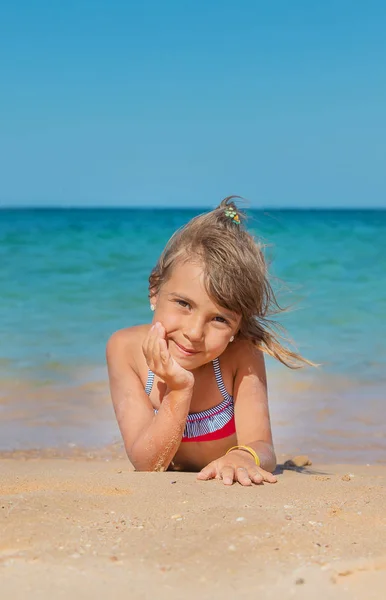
[171,339,201,357]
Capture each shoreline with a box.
[1,369,385,464]
[1,458,385,599]
[0,445,385,466]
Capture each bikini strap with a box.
[145,370,155,395]
[212,357,233,402]
[146,359,232,401]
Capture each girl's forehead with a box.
[164,260,206,290]
[171,259,203,278]
[161,261,241,322]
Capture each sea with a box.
[0,208,385,463]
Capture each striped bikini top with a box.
[145,357,235,441]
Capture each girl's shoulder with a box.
[220,337,264,368]
[106,324,150,371]
[107,323,150,349]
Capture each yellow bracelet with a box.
[226,445,260,467]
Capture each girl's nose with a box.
[184,317,205,342]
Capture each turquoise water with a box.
[1,208,385,459]
[1,208,385,380]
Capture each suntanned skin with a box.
[106,260,277,486]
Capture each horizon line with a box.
[0,205,385,211]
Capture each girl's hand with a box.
[197,451,277,486]
[142,322,194,391]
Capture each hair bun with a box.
[217,196,246,227]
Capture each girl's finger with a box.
[143,324,156,359]
[197,462,217,480]
[147,323,162,369]
[250,468,277,484]
[158,337,170,365]
[236,466,252,486]
[220,466,235,486]
[261,471,277,484]
[156,322,166,338]
[250,470,264,484]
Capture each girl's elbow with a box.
[126,446,168,472]
[268,456,277,473]
[264,447,277,473]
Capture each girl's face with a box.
[151,260,241,371]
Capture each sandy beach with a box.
[1,456,385,600]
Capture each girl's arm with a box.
[197,341,277,486]
[231,343,276,472]
[106,325,193,471]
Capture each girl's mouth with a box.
[172,341,200,356]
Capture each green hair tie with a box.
[224,208,240,224]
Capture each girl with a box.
[107,198,311,486]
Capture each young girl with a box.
[107,197,310,486]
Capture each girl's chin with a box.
[170,350,200,364]
[170,350,221,371]
[168,340,227,368]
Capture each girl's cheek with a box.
[207,332,230,351]
[160,313,181,333]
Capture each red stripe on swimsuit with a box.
[181,414,236,442]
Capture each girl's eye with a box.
[176,300,190,308]
[213,316,229,325]
[174,300,230,325]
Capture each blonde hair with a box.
[149,197,313,368]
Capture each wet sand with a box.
[0,458,385,599]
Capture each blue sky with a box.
[1,1,385,208]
